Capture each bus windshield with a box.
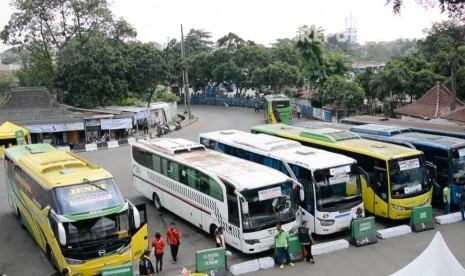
[272,101,290,108]
[389,157,429,198]
[240,181,296,231]
[452,148,465,184]
[53,179,125,215]
[61,211,130,260]
[313,164,362,211]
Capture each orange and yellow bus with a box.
[251,124,435,220]
[4,144,148,275]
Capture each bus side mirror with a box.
[241,201,249,215]
[300,189,305,202]
[132,205,141,228]
[58,223,66,246]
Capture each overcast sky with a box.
[0,0,451,52]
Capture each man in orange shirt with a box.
[151,232,165,273]
[166,222,182,264]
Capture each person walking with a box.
[460,186,465,221]
[254,102,260,113]
[166,222,182,264]
[139,249,154,276]
[298,221,316,263]
[216,226,228,270]
[274,222,295,269]
[443,183,451,214]
[151,232,165,273]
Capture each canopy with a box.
[391,231,465,276]
[0,121,30,139]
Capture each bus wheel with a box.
[17,209,25,229]
[47,246,58,270]
[210,224,217,239]
[152,193,163,211]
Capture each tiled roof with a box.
[394,83,465,119]
[0,87,83,125]
[442,106,465,123]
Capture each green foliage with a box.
[295,25,326,87]
[56,36,129,108]
[15,53,55,90]
[320,76,365,113]
[251,61,300,92]
[153,87,179,102]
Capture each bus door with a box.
[130,203,148,260]
[372,168,388,217]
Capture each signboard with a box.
[195,247,225,272]
[330,165,351,175]
[399,159,420,171]
[15,130,26,145]
[100,118,132,130]
[328,174,350,185]
[258,187,282,201]
[101,264,133,276]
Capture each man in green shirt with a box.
[274,222,295,269]
[443,183,451,214]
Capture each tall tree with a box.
[320,76,365,118]
[217,32,245,52]
[184,29,214,57]
[295,25,326,87]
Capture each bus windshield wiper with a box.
[83,178,107,192]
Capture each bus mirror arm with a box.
[58,223,66,246]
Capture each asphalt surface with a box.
[1,105,464,276]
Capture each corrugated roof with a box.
[0,87,83,125]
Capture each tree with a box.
[126,42,165,106]
[419,21,465,110]
[56,36,129,108]
[217,32,245,52]
[355,67,377,115]
[251,61,300,92]
[387,0,465,20]
[1,0,136,94]
[320,76,365,118]
[184,29,214,57]
[295,25,326,88]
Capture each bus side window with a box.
[226,183,240,227]
[199,174,210,194]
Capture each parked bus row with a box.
[297,120,465,208]
[251,124,435,220]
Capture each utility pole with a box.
[180,24,192,119]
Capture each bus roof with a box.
[4,144,112,189]
[264,94,290,101]
[134,138,292,191]
[351,124,465,150]
[200,129,357,171]
[251,124,424,160]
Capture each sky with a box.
[0,0,451,52]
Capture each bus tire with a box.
[17,209,25,229]
[47,247,59,270]
[210,224,217,239]
[152,193,163,211]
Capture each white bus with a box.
[199,130,364,235]
[131,138,303,254]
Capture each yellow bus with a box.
[251,124,435,220]
[4,144,148,275]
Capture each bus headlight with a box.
[391,204,406,211]
[421,197,430,206]
[65,257,85,265]
[116,244,131,254]
[317,218,335,226]
[244,239,260,245]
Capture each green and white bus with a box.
[199,130,364,235]
[264,94,292,124]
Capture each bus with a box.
[251,124,435,220]
[344,123,465,206]
[264,94,292,124]
[199,130,364,235]
[340,115,465,139]
[4,144,148,275]
[131,138,303,254]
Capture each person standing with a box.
[298,221,316,263]
[254,102,260,113]
[460,186,465,221]
[151,232,165,273]
[216,226,227,270]
[166,222,182,264]
[296,105,301,119]
[139,249,154,276]
[443,183,451,214]
[274,222,295,269]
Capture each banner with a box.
[25,124,65,133]
[100,118,132,130]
